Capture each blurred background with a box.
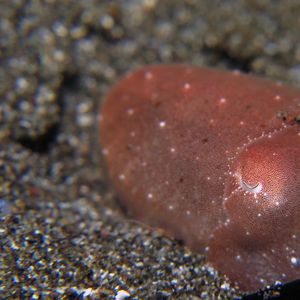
[1,1,300,299]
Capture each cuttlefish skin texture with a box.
[99,64,300,292]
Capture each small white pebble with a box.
[82,288,94,297]
[220,282,230,291]
[275,280,282,286]
[115,290,130,300]
[291,257,299,266]
[77,114,93,127]
[101,15,114,29]
[16,77,29,92]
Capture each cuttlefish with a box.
[99,64,300,292]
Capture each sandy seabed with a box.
[1,1,300,299]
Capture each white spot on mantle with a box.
[145,71,153,80]
[127,108,134,115]
[159,121,166,128]
[183,82,191,90]
[118,174,125,181]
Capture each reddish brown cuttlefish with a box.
[99,64,300,292]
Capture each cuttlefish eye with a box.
[238,175,262,194]
[223,126,300,240]
[208,125,300,291]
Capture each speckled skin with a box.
[100,64,300,292]
[4,0,300,298]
